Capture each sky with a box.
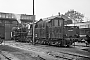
[0,0,90,21]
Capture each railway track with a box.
[1,53,12,60]
[47,51,90,60]
[4,41,90,60]
[0,51,20,60]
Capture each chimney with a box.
[58,12,60,16]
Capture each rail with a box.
[47,51,90,60]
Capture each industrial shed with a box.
[0,12,34,40]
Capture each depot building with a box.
[0,12,35,40]
[66,21,90,28]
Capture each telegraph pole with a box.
[74,19,75,47]
[33,0,35,45]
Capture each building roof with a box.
[0,12,34,22]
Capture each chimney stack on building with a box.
[58,12,60,16]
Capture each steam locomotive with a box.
[11,26,28,42]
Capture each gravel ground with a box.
[1,42,58,60]
[0,45,47,60]
[1,41,90,60]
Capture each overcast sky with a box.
[0,0,90,21]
